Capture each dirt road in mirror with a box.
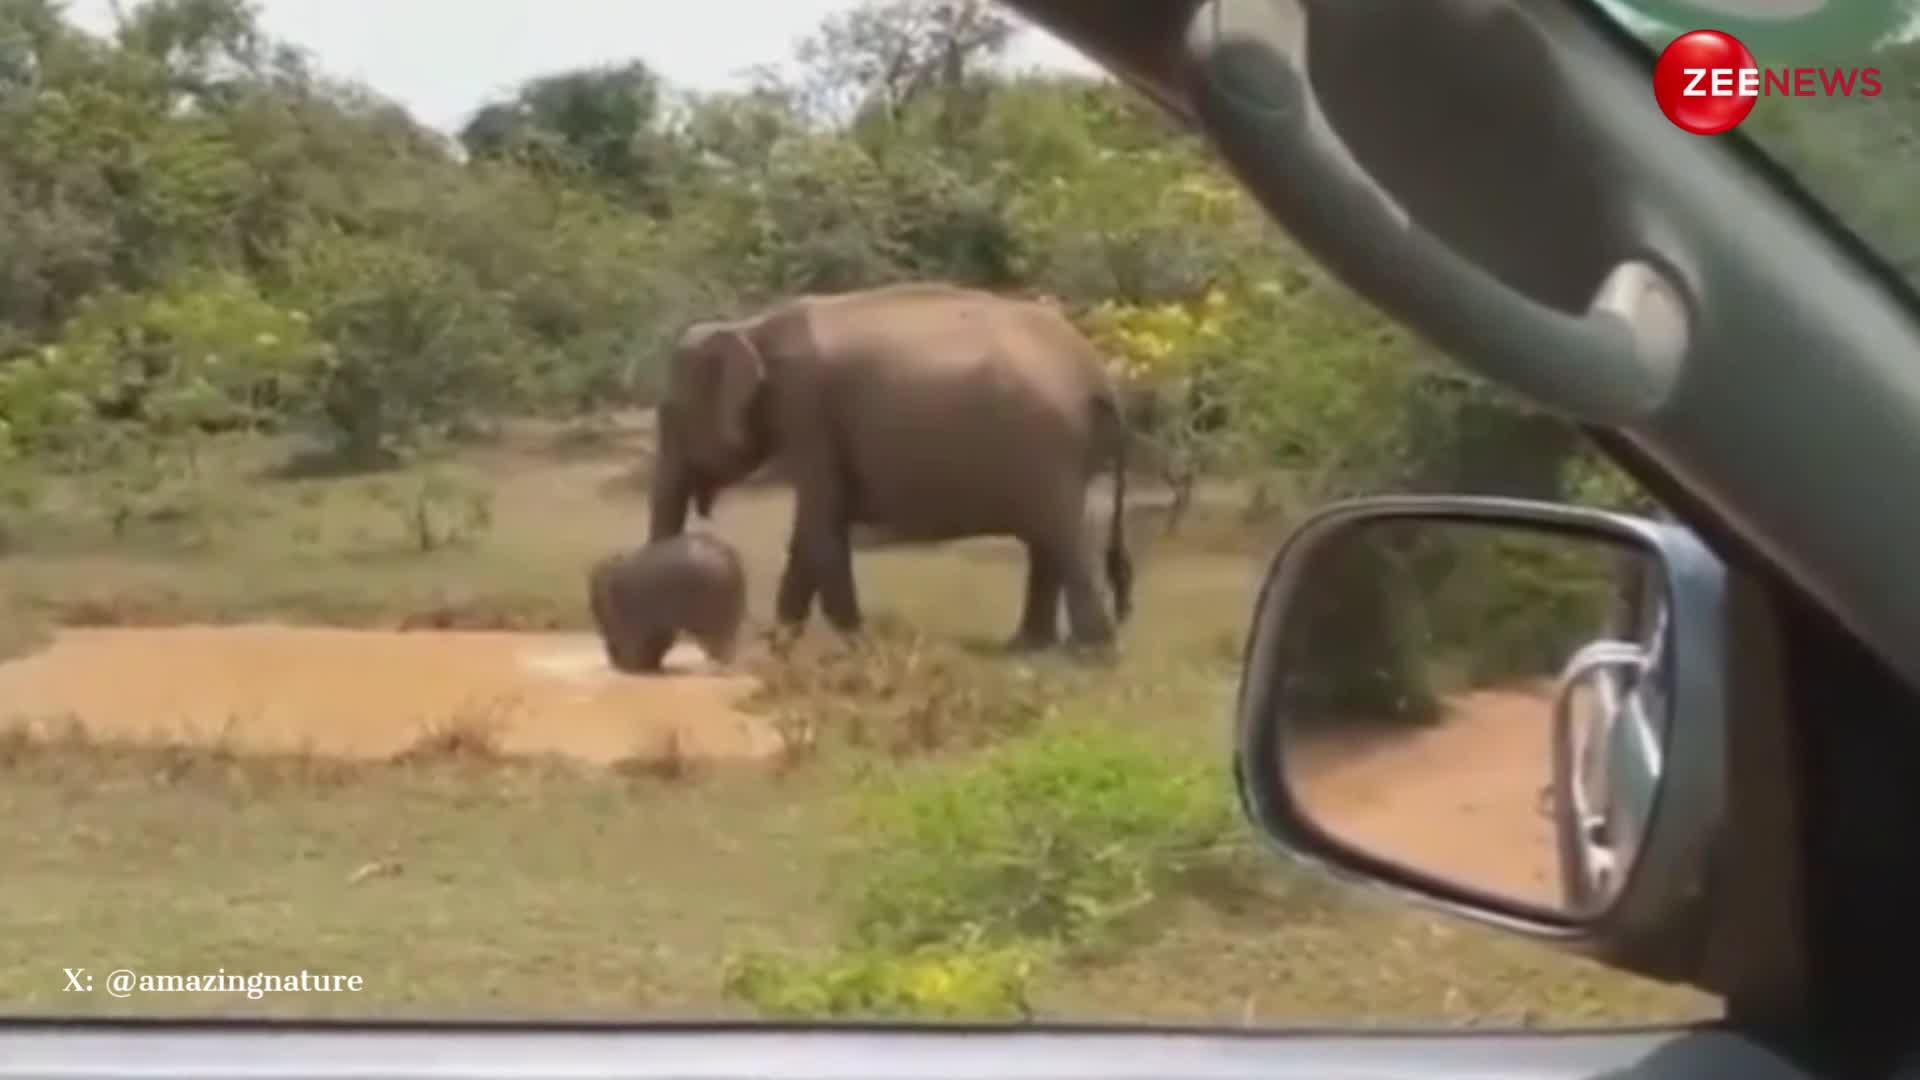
[1288,685,1560,908]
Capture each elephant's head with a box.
[648,318,772,541]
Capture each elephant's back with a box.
[805,293,1111,540]
[810,291,1103,392]
[823,317,1099,441]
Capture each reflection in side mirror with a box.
[1553,637,1664,917]
[1260,509,1672,920]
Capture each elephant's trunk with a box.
[649,461,723,544]
[649,416,694,542]
[649,409,733,543]
[648,464,690,543]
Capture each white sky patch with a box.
[57,0,1106,134]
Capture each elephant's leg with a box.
[700,627,740,666]
[606,629,642,672]
[814,515,862,634]
[631,627,675,673]
[593,604,624,668]
[784,454,862,635]
[777,522,857,632]
[605,628,646,673]
[1007,541,1063,652]
[697,607,745,665]
[589,574,623,666]
[775,558,818,628]
[599,611,644,673]
[1058,534,1117,649]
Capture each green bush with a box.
[1273,513,1633,732]
[720,728,1260,1021]
[721,936,1046,1020]
[1272,530,1443,729]
[278,226,521,464]
[842,729,1248,951]
[1405,525,1623,692]
[0,273,328,467]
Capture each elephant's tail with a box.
[1102,398,1135,625]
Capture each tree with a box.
[278,226,519,464]
[792,0,1016,132]
[457,60,678,214]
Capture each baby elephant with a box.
[587,532,746,674]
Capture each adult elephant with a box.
[647,282,1134,651]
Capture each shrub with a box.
[1274,530,1444,730]
[842,729,1249,951]
[1398,522,1623,692]
[277,226,522,465]
[360,467,496,552]
[721,935,1045,1020]
[1271,512,1627,730]
[721,728,1261,1020]
[744,615,1052,758]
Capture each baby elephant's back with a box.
[670,532,745,597]
[600,533,745,626]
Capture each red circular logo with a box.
[1652,30,1758,135]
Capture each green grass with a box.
[0,729,835,1018]
[0,420,1720,1026]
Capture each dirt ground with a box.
[1290,685,1562,908]
[0,623,1559,903]
[0,625,779,765]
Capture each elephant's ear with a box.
[705,328,765,455]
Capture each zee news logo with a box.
[1653,29,1883,135]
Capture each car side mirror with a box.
[1233,495,1729,984]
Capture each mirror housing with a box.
[1234,495,1729,986]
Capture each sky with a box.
[59,1,1109,135]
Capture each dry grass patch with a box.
[743,615,1063,763]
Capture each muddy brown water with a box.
[0,625,779,765]
[0,627,1559,903]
